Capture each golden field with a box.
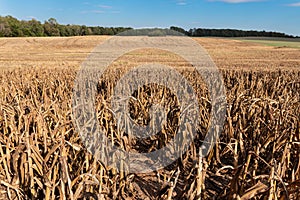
[1,36,300,70]
[0,36,299,199]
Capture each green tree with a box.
[170,26,187,35]
[0,17,12,36]
[103,27,114,35]
[44,18,60,36]
[80,25,92,36]
[28,19,44,36]
[5,15,23,36]
[148,29,166,37]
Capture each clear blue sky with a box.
[0,0,300,36]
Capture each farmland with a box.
[0,36,299,199]
[236,37,300,50]
[1,36,300,70]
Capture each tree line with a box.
[179,27,297,38]
[0,15,298,38]
[0,16,132,37]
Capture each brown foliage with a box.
[0,66,299,199]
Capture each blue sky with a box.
[0,0,300,36]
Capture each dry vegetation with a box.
[0,36,299,199]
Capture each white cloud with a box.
[209,0,264,3]
[80,4,115,14]
[81,10,105,14]
[287,2,300,7]
[98,5,113,9]
[176,0,187,6]
[81,10,120,14]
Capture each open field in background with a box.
[0,36,109,69]
[1,36,300,70]
[235,37,300,42]
[0,36,299,199]
[235,37,300,50]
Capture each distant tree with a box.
[103,27,114,35]
[58,24,68,36]
[188,28,295,38]
[80,25,92,35]
[148,29,166,37]
[90,26,103,35]
[170,26,187,35]
[0,15,297,38]
[44,18,60,36]
[5,15,23,36]
[71,25,81,36]
[48,18,58,26]
[26,19,44,36]
[0,17,12,36]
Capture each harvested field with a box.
[1,36,300,70]
[0,36,299,199]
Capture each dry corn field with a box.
[0,36,299,199]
